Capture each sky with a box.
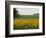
[16,8,39,15]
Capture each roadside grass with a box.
[14,24,39,30]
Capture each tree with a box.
[33,13,39,15]
[14,8,18,18]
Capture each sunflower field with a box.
[13,15,39,30]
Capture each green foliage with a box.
[15,15,39,19]
[14,25,39,30]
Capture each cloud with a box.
[16,8,39,15]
